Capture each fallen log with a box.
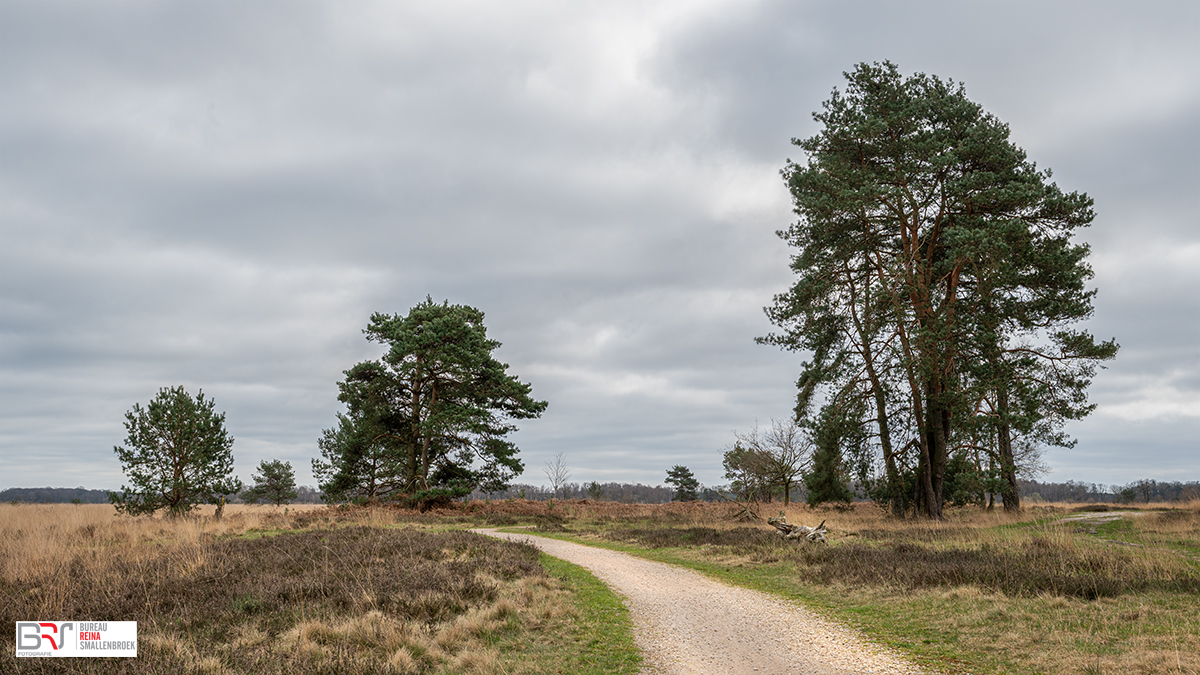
[767,512,826,543]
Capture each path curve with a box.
[473,528,922,675]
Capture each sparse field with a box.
[3,499,1198,674]
[0,504,639,674]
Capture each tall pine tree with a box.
[762,62,1116,518]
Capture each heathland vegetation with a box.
[8,477,1200,507]
[0,503,639,675]
[3,499,1197,674]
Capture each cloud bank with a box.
[2,0,1196,490]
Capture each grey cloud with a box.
[1,0,1196,491]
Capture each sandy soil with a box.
[474,528,924,675]
[1052,510,1143,525]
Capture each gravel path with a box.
[473,529,923,675]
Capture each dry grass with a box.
[0,503,587,674]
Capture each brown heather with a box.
[0,504,575,674]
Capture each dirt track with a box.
[474,528,923,675]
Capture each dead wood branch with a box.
[767,512,826,542]
[728,501,761,521]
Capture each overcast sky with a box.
[1,0,1196,492]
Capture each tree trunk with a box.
[872,384,903,518]
[407,376,421,491]
[997,384,1020,512]
[768,514,827,542]
[923,383,948,519]
[862,336,903,518]
[916,436,935,518]
[848,258,904,518]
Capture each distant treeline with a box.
[230,485,325,504]
[1020,479,1200,503]
[9,479,1197,506]
[0,487,111,504]
[473,482,680,504]
[2,485,325,505]
[481,478,1200,506]
[472,481,740,504]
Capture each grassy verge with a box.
[511,554,640,675]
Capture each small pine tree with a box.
[804,405,855,507]
[242,459,298,506]
[943,451,986,507]
[665,465,700,502]
[109,386,242,517]
[586,481,605,500]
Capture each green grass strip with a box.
[534,552,642,674]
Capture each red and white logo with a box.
[15,621,137,657]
